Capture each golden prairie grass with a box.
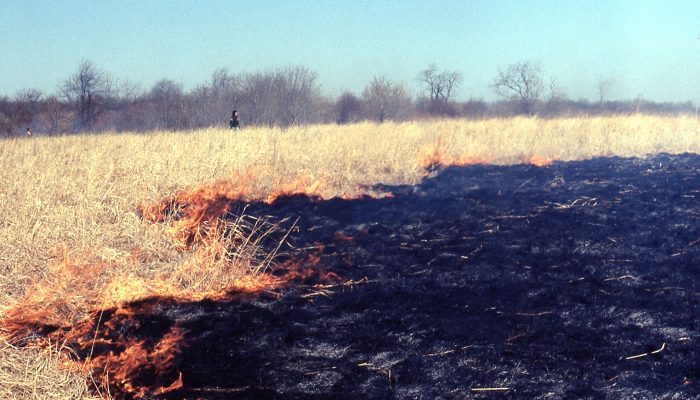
[0,115,698,399]
[0,339,100,400]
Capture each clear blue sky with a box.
[1,0,699,103]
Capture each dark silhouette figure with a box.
[229,110,240,130]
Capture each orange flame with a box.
[61,303,187,399]
[265,174,325,204]
[529,155,554,167]
[158,372,184,395]
[420,135,557,169]
[275,250,342,285]
[138,173,256,247]
[420,136,494,170]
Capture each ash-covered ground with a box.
[87,154,700,398]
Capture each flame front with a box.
[1,171,343,399]
[420,135,494,170]
[70,303,186,399]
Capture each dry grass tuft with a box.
[0,340,101,400]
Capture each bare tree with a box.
[240,70,276,126]
[15,88,42,104]
[209,68,240,126]
[543,77,568,116]
[0,90,42,136]
[0,96,14,136]
[15,88,42,131]
[40,96,71,134]
[184,69,236,129]
[113,79,143,103]
[210,68,236,97]
[492,60,544,115]
[362,75,411,122]
[417,64,461,114]
[273,65,320,126]
[187,85,214,128]
[596,78,615,105]
[149,79,186,130]
[60,60,112,130]
[335,91,362,124]
[547,77,566,102]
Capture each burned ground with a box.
[162,153,699,400]
[11,154,700,399]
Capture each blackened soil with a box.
[128,155,700,398]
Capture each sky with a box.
[1,0,700,103]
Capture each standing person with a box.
[229,110,240,130]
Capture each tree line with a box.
[1,59,696,136]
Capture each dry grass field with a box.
[0,115,698,399]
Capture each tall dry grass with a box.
[0,339,100,400]
[0,115,698,399]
